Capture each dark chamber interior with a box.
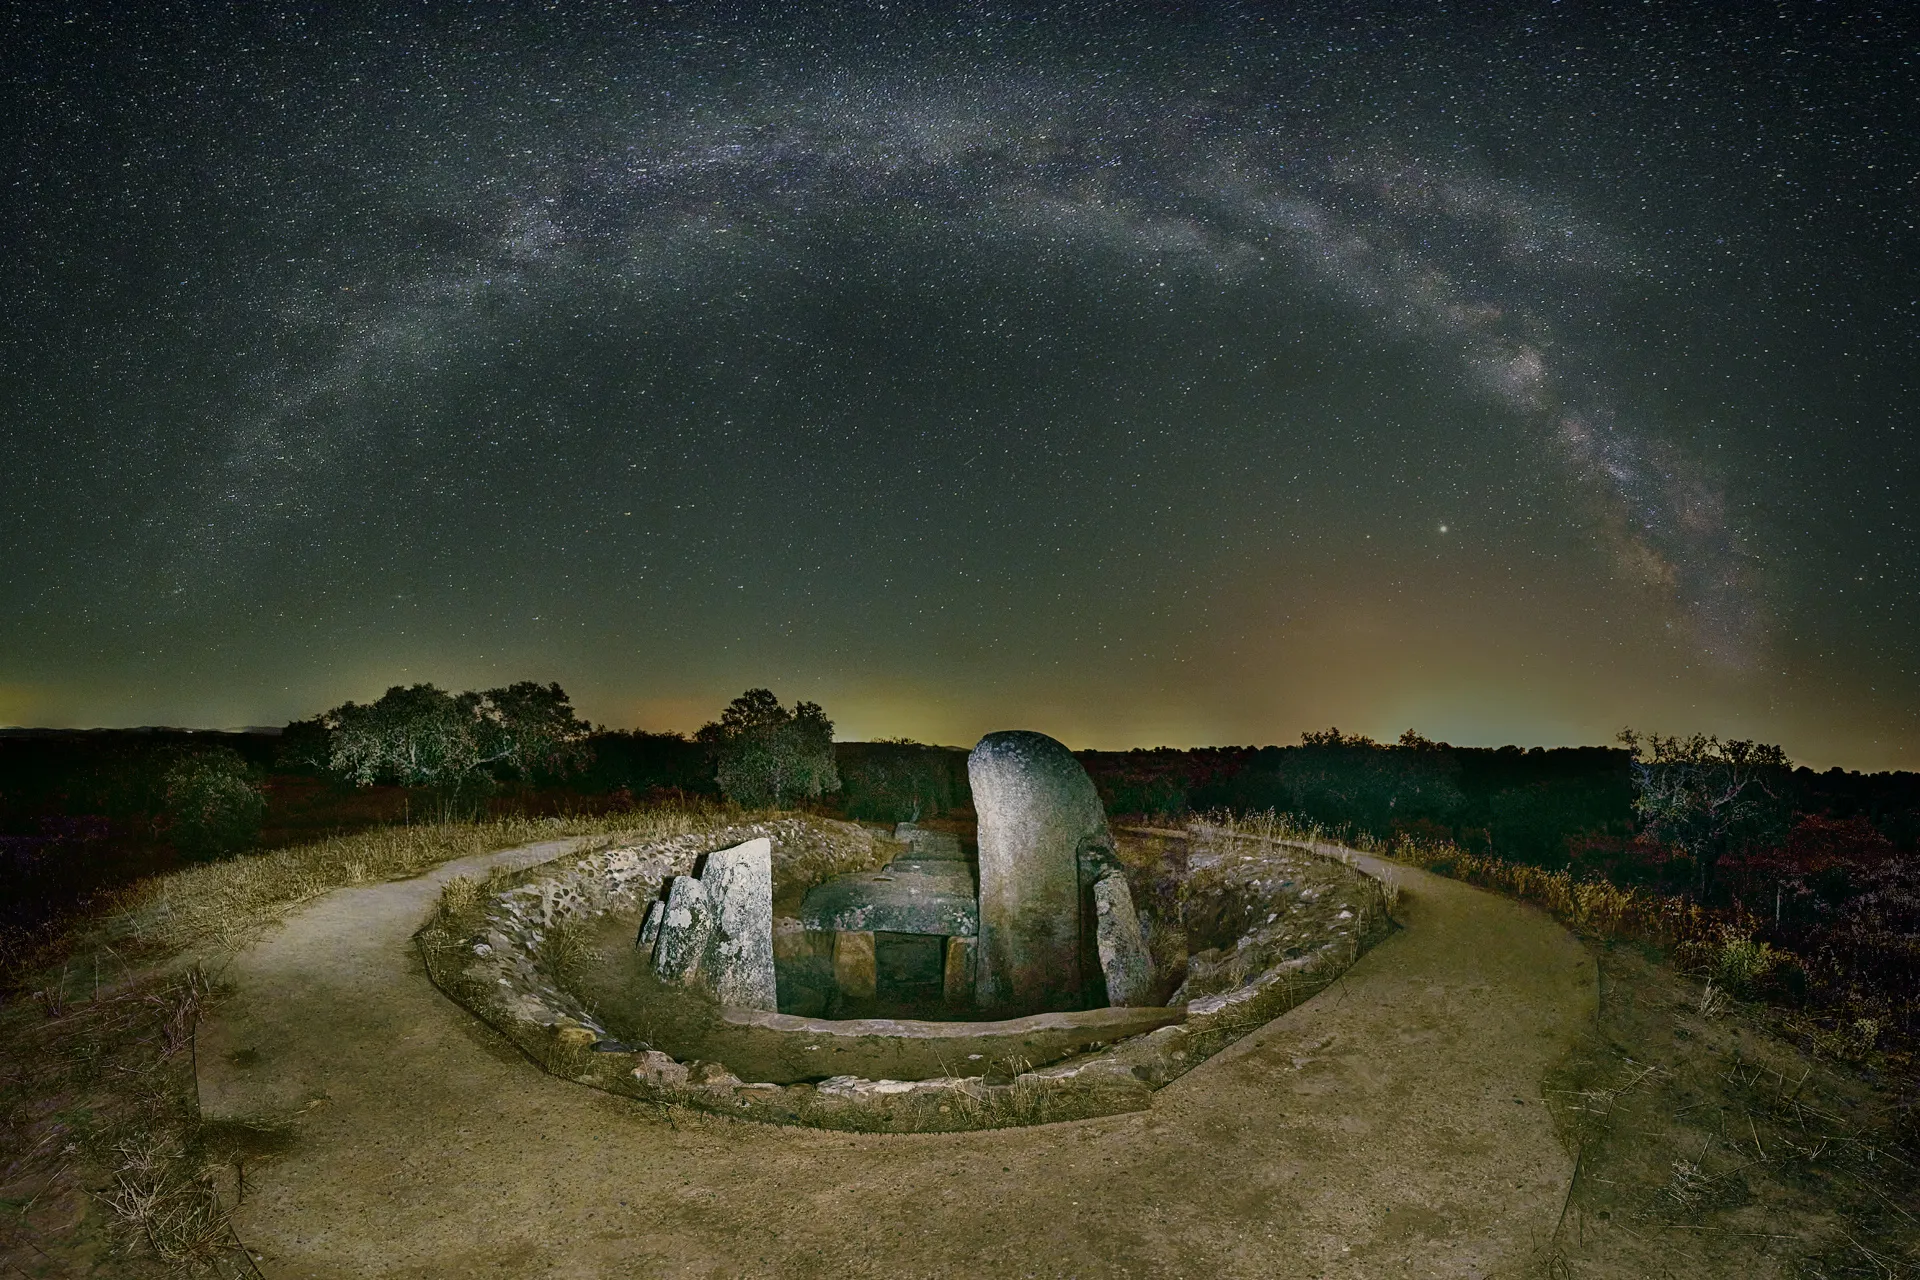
[874,931,944,1006]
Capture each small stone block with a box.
[834,930,877,1001]
[637,900,664,950]
[631,1050,689,1089]
[686,1060,743,1089]
[771,917,817,963]
[896,825,966,860]
[943,935,976,1006]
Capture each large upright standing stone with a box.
[970,730,1116,1014]
[700,837,777,1010]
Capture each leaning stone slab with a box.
[650,875,714,983]
[969,730,1116,1013]
[637,900,664,951]
[1092,872,1155,1006]
[646,838,777,1011]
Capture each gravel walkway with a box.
[199,838,1595,1279]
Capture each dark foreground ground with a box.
[3,831,1915,1277]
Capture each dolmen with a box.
[636,732,1156,1024]
[799,822,978,1007]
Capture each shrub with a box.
[1710,930,1780,994]
[699,689,840,808]
[838,740,961,822]
[1722,814,1895,926]
[161,749,265,858]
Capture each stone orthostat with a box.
[969,729,1153,1013]
[641,837,777,1011]
[799,836,978,1011]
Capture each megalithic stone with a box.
[697,836,777,1011]
[637,899,665,951]
[651,875,714,983]
[833,929,877,1002]
[943,935,976,1007]
[969,730,1116,1014]
[1092,871,1156,1007]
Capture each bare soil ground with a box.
[16,832,1909,1277]
[188,842,1593,1278]
[1541,940,1920,1277]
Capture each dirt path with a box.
[198,840,1596,1279]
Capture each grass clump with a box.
[0,964,248,1275]
[538,917,601,987]
[92,806,721,962]
[437,873,482,924]
[1709,929,1781,995]
[1541,943,1920,1276]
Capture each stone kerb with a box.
[416,818,1394,1134]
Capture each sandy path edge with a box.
[198,838,1595,1279]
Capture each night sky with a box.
[4,3,1916,767]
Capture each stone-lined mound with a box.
[416,815,1395,1132]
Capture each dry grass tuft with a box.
[0,962,249,1276]
[539,916,602,987]
[1363,827,1722,957]
[96,1134,237,1270]
[88,805,724,962]
[1542,943,1920,1276]
[438,873,481,922]
[1708,931,1780,994]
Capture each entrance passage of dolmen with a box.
[799,825,982,1017]
[874,930,946,1008]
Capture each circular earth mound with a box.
[417,815,1394,1132]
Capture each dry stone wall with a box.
[418,815,1395,1133]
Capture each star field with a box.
[3,3,1916,766]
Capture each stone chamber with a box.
[417,732,1397,1132]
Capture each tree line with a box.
[7,691,1918,919]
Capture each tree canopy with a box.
[698,688,840,808]
[307,681,594,801]
[1620,729,1790,898]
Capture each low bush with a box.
[160,748,265,859]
